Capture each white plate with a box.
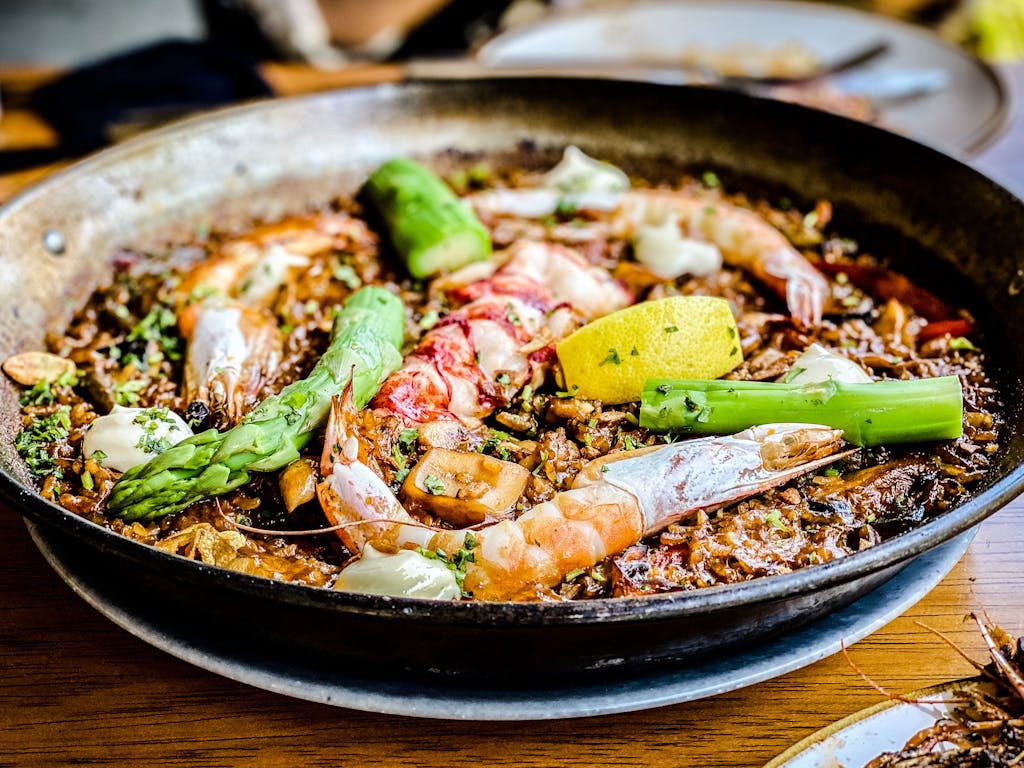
[479,0,1008,154]
[764,678,993,768]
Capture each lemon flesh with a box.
[556,296,743,404]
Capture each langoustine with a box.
[319,389,851,601]
[174,212,375,426]
[370,239,632,426]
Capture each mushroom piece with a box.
[279,457,318,512]
[401,447,530,527]
[3,351,76,386]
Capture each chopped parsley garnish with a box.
[424,474,446,495]
[599,348,621,366]
[505,302,522,327]
[479,429,512,461]
[113,379,146,406]
[701,171,721,188]
[387,432,417,476]
[655,383,672,395]
[15,405,72,478]
[555,198,578,217]
[133,408,177,455]
[765,509,788,531]
[520,384,533,410]
[554,385,579,398]
[630,346,640,357]
[496,372,511,385]
[664,325,679,334]
[391,444,408,470]
[121,304,182,364]
[532,450,549,477]
[136,434,172,455]
[949,336,976,351]
[331,262,361,289]
[415,534,477,595]
[19,368,79,407]
[418,309,439,330]
[398,428,419,450]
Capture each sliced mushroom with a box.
[401,447,530,527]
[417,420,471,450]
[3,351,76,386]
[279,457,318,512]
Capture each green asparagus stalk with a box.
[363,157,492,279]
[640,376,963,447]
[107,287,404,521]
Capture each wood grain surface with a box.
[1,61,1023,768]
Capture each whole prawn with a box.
[470,187,829,327]
[318,393,851,601]
[175,212,375,425]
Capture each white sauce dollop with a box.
[542,145,630,195]
[334,546,461,600]
[784,343,873,386]
[82,405,193,473]
[633,214,723,279]
[470,146,629,218]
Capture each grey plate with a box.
[479,0,1009,155]
[27,520,975,721]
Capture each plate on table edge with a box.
[478,0,1010,156]
[27,520,974,721]
[764,678,994,768]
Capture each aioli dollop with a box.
[333,546,461,600]
[633,214,723,279]
[542,145,631,195]
[82,405,193,473]
[784,343,873,386]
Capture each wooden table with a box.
[2,61,1023,768]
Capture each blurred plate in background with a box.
[479,0,1009,154]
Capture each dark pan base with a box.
[27,520,974,719]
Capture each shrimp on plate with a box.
[469,183,829,328]
[174,212,375,425]
[318,390,852,601]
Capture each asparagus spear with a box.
[362,157,492,278]
[640,376,963,447]
[107,287,404,521]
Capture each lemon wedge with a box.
[556,296,743,404]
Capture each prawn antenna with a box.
[840,640,969,706]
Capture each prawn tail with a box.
[316,456,422,554]
[320,389,359,474]
[787,268,829,328]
